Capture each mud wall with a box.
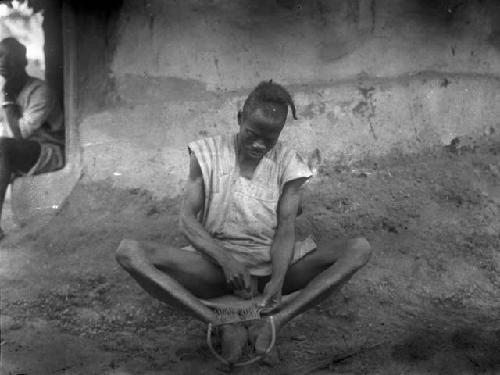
[75,0,500,197]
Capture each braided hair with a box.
[242,80,297,122]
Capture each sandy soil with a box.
[1,139,500,375]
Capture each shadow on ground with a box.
[1,140,500,374]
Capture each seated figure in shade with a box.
[116,80,372,364]
[0,37,65,240]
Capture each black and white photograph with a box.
[0,0,499,374]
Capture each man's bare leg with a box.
[252,237,372,354]
[115,239,248,362]
[0,138,40,239]
[0,144,11,239]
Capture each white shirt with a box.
[188,133,313,276]
[0,76,64,144]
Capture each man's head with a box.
[237,80,296,161]
[0,37,28,80]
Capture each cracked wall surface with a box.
[75,0,500,197]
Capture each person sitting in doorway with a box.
[0,37,65,240]
[116,80,372,365]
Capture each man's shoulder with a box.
[188,133,235,175]
[21,76,49,97]
[270,141,300,162]
[270,141,311,177]
[193,133,233,142]
[189,133,234,150]
[25,76,46,89]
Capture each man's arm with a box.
[260,177,308,309]
[3,82,55,140]
[180,152,251,291]
[2,104,22,139]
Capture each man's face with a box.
[238,106,286,161]
[0,43,22,80]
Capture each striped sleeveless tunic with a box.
[187,133,315,276]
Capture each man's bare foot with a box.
[260,346,280,367]
[248,318,281,365]
[220,323,248,364]
[248,318,276,354]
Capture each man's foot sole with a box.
[248,318,278,357]
[220,323,248,364]
[261,345,280,367]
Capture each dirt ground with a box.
[1,138,500,375]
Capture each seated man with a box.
[116,81,372,364]
[0,37,65,239]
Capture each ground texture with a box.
[1,139,500,375]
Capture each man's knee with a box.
[116,239,142,269]
[347,237,372,267]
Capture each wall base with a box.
[11,165,82,226]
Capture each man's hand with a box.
[181,152,255,296]
[259,280,283,315]
[3,75,25,102]
[220,255,252,293]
